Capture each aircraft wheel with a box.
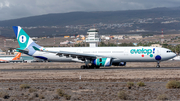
[156,65,160,68]
[156,61,160,68]
[81,65,86,69]
[83,65,87,69]
[86,65,90,69]
[95,66,100,69]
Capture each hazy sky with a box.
[0,0,180,21]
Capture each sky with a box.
[0,0,180,21]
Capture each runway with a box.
[0,67,180,72]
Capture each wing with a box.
[32,46,113,61]
[43,50,106,60]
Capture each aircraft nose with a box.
[172,52,177,57]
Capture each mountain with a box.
[0,7,180,27]
[1,7,180,38]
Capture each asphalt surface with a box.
[0,67,180,71]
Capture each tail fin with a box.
[12,26,42,55]
[12,52,21,60]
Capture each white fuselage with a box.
[32,47,176,63]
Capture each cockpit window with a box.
[167,51,173,53]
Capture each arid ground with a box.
[0,61,180,100]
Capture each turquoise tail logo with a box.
[12,26,42,55]
[13,26,30,49]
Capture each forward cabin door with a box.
[156,48,161,55]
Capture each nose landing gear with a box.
[156,61,160,68]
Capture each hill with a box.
[1,7,180,37]
[0,7,180,27]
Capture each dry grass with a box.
[20,84,30,89]
[166,80,180,89]
[56,89,71,100]
[126,82,134,89]
[39,94,45,99]
[64,94,71,100]
[118,91,128,100]
[28,88,37,93]
[56,89,65,97]
[137,81,145,87]
[0,92,10,99]
[157,94,168,100]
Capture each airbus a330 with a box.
[13,26,176,69]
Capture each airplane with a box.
[0,52,21,63]
[12,26,176,69]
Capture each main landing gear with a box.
[80,65,100,69]
[81,59,100,69]
[156,61,160,68]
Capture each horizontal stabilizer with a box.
[16,48,29,54]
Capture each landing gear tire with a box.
[92,65,100,69]
[95,66,100,69]
[86,65,90,69]
[80,65,89,69]
[81,66,83,69]
[80,65,100,69]
[156,65,160,68]
[81,65,86,69]
[156,61,160,68]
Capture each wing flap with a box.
[54,51,98,60]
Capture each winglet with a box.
[32,46,40,51]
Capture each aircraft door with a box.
[77,49,81,53]
[123,49,129,61]
[124,49,129,56]
[156,48,161,55]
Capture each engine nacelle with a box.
[92,58,113,67]
[112,62,126,66]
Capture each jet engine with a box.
[92,58,113,67]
